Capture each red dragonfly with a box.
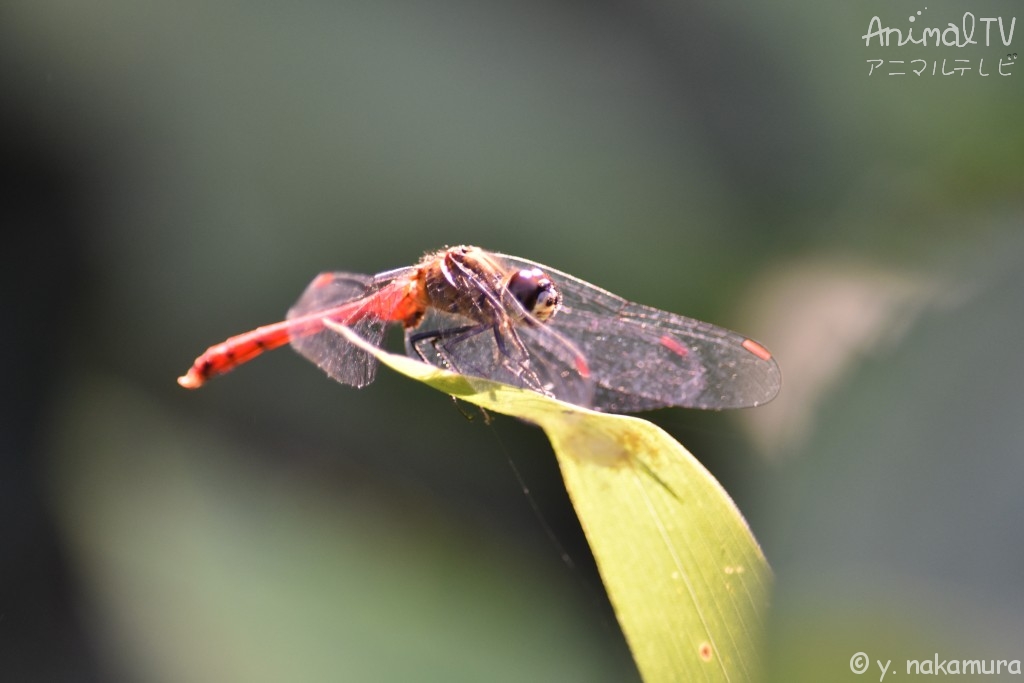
[178,246,780,412]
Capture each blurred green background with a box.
[3,1,1022,681]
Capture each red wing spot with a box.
[311,273,335,288]
[741,338,772,361]
[575,356,591,379]
[659,335,689,357]
[698,642,713,663]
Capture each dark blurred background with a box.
[3,1,1022,681]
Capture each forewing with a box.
[500,255,782,411]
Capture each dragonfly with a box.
[178,245,780,413]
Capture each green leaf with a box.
[329,323,772,683]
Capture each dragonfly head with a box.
[507,268,562,323]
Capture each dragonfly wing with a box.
[500,255,782,411]
[551,306,777,411]
[286,271,392,388]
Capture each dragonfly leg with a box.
[493,326,550,396]
[407,324,487,374]
[407,323,547,395]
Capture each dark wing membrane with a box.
[499,255,782,412]
[286,268,412,388]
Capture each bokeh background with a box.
[3,1,1022,681]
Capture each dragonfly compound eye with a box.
[507,268,562,323]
